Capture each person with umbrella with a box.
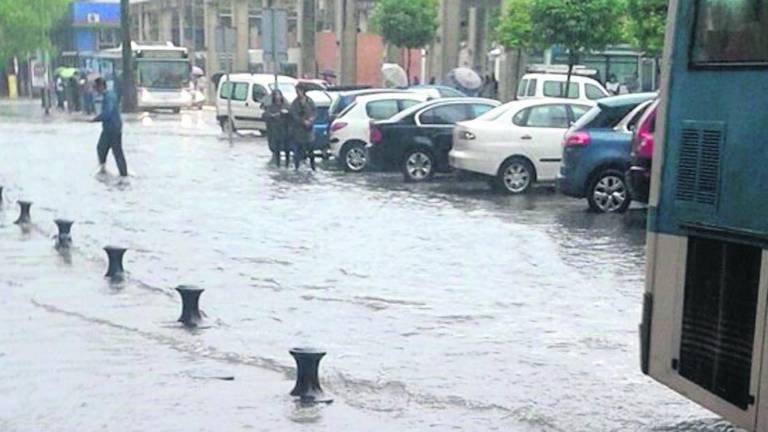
[92,77,128,178]
[288,83,317,171]
[262,89,290,167]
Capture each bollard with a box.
[289,348,333,404]
[14,200,32,224]
[0,185,3,205]
[175,285,205,327]
[103,246,127,279]
[54,219,74,248]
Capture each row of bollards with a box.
[5,193,331,405]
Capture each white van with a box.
[516,73,609,103]
[215,73,298,132]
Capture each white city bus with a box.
[98,42,193,112]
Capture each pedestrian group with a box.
[262,83,317,171]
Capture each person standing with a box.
[55,76,65,110]
[289,84,317,171]
[263,89,289,167]
[92,77,128,177]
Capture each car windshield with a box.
[270,83,296,100]
[475,104,510,121]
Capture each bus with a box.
[640,1,768,430]
[95,42,192,112]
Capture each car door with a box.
[244,83,268,130]
[227,81,250,129]
[417,103,474,168]
[512,103,571,181]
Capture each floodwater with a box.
[0,101,735,431]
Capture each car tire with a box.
[221,118,236,134]
[587,169,632,213]
[402,148,435,182]
[341,142,368,172]
[172,108,181,114]
[496,158,534,194]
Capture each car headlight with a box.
[460,130,476,140]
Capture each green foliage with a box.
[0,0,71,66]
[370,0,438,49]
[530,0,624,63]
[496,0,535,50]
[626,0,667,57]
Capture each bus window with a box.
[692,0,768,65]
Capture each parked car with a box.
[329,92,430,172]
[450,98,595,194]
[516,73,609,103]
[408,85,467,98]
[557,93,657,213]
[327,88,414,126]
[627,99,659,204]
[368,98,501,181]
[215,74,298,133]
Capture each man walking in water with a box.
[92,77,128,177]
[289,83,317,171]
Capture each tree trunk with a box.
[406,48,411,86]
[564,51,575,99]
[120,0,136,112]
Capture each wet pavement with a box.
[0,101,736,431]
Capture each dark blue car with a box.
[557,93,656,213]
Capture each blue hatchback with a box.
[557,93,656,213]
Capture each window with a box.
[400,99,422,110]
[366,100,400,120]
[527,79,537,96]
[519,105,570,128]
[585,84,607,100]
[232,82,248,101]
[471,104,494,118]
[219,81,232,99]
[517,79,529,97]
[692,0,768,65]
[626,103,651,131]
[570,105,591,121]
[420,104,471,125]
[543,81,579,99]
[252,84,267,102]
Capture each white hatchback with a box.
[449,98,595,194]
[329,92,429,172]
[516,73,609,103]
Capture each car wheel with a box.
[172,108,181,114]
[342,143,368,172]
[402,148,434,182]
[587,169,632,213]
[221,118,236,134]
[497,158,534,194]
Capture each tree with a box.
[626,0,667,58]
[0,0,71,67]
[495,0,536,98]
[371,0,438,85]
[530,0,624,97]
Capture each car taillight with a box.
[564,131,591,147]
[330,121,347,132]
[370,123,382,144]
[635,131,654,158]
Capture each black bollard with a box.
[14,200,32,224]
[0,185,3,205]
[175,285,204,327]
[54,219,74,248]
[289,348,333,404]
[103,246,127,279]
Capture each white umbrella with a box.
[191,66,205,76]
[448,67,482,91]
[381,63,408,88]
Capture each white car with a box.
[516,73,609,103]
[449,98,595,194]
[215,73,298,133]
[329,92,429,172]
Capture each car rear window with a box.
[366,100,400,119]
[572,103,636,130]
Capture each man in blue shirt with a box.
[92,77,128,177]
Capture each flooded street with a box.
[0,102,729,431]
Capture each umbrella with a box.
[56,67,78,79]
[320,69,337,79]
[191,66,204,76]
[447,67,483,91]
[381,63,408,88]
